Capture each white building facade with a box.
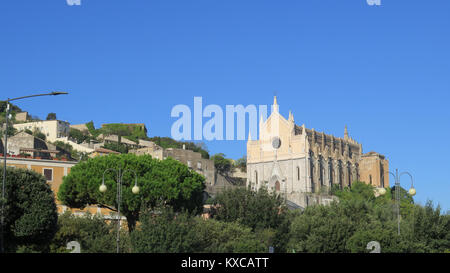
[13,120,70,142]
[247,97,388,208]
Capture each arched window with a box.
[275,181,280,192]
[369,175,373,185]
[297,166,300,181]
[255,171,258,185]
[322,167,326,186]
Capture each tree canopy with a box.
[0,167,58,252]
[287,181,450,253]
[211,187,286,231]
[57,154,206,231]
[131,208,269,253]
[211,153,234,174]
[46,112,57,120]
[49,211,130,253]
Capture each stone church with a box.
[247,97,389,208]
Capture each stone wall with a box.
[15,112,29,122]
[359,152,389,187]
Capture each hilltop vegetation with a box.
[81,122,211,158]
[148,136,210,159]
[1,103,210,159]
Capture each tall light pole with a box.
[378,169,416,235]
[99,167,140,253]
[1,91,68,253]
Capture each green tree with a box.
[408,201,450,253]
[235,156,247,172]
[211,153,234,174]
[0,101,22,126]
[69,128,90,144]
[211,187,286,231]
[49,211,131,253]
[46,112,57,120]
[131,208,201,253]
[0,121,17,139]
[52,140,73,159]
[85,121,101,138]
[103,142,129,154]
[0,167,58,252]
[131,208,268,253]
[57,154,205,231]
[287,181,449,253]
[100,123,148,144]
[0,101,22,116]
[287,203,358,253]
[193,217,269,253]
[33,129,46,141]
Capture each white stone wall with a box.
[247,157,309,195]
[56,137,94,153]
[13,120,70,142]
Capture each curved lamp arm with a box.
[400,171,416,196]
[121,169,140,194]
[400,172,414,189]
[99,168,119,192]
[120,169,138,187]
[387,171,397,184]
[102,168,119,185]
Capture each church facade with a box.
[246,97,389,208]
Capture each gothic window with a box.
[348,165,352,187]
[255,171,258,185]
[322,166,325,186]
[328,161,332,186]
[297,166,300,181]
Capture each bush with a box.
[69,128,90,144]
[211,153,234,174]
[131,208,201,253]
[286,182,450,253]
[211,187,286,231]
[49,211,131,253]
[131,208,269,253]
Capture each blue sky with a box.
[1,0,449,211]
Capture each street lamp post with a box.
[377,169,416,235]
[1,91,68,253]
[99,168,139,253]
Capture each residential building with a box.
[2,131,70,159]
[0,156,118,218]
[13,120,70,142]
